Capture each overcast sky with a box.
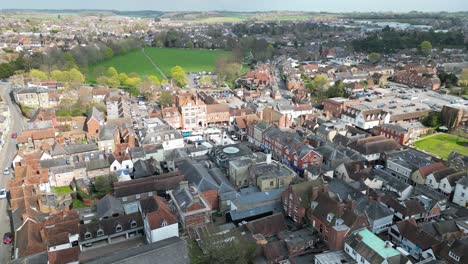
[1,0,467,12]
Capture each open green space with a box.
[72,198,87,209]
[87,48,231,82]
[413,133,468,159]
[51,186,73,195]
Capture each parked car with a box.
[11,133,17,139]
[3,167,9,175]
[3,232,12,244]
[0,189,6,199]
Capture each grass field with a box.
[87,48,231,82]
[413,133,468,159]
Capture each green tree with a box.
[186,41,194,49]
[63,51,77,70]
[459,69,468,87]
[29,69,48,81]
[125,77,142,88]
[68,68,85,84]
[327,80,346,98]
[171,66,188,86]
[96,76,109,86]
[419,41,432,56]
[190,229,257,264]
[104,47,114,60]
[106,67,118,78]
[199,76,212,87]
[93,175,117,199]
[421,112,441,128]
[308,74,330,100]
[107,76,120,87]
[118,72,129,85]
[50,70,66,82]
[368,52,381,64]
[147,75,161,86]
[158,91,174,107]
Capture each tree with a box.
[419,41,432,56]
[459,69,468,87]
[29,69,48,81]
[199,76,212,87]
[118,73,129,85]
[68,68,85,84]
[50,70,66,82]
[308,74,330,100]
[327,80,346,98]
[107,76,120,87]
[104,47,114,60]
[421,112,441,128]
[63,51,77,70]
[106,67,118,78]
[125,76,142,88]
[158,91,174,107]
[147,75,161,86]
[368,52,381,64]
[186,41,194,49]
[171,66,188,86]
[93,175,117,199]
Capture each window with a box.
[97,229,104,237]
[148,191,153,196]
[122,197,127,202]
[136,194,141,200]
[462,192,465,197]
[270,181,274,187]
[84,232,92,240]
[161,219,168,227]
[449,251,460,262]
[443,183,447,188]
[115,224,123,232]
[130,220,137,228]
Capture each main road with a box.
[0,82,25,263]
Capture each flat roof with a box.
[354,228,400,258]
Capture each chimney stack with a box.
[179,181,189,189]
[322,181,329,193]
[311,186,320,201]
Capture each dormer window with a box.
[449,251,460,262]
[115,224,123,232]
[97,229,104,237]
[161,219,168,227]
[130,220,137,228]
[84,231,92,240]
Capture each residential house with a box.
[425,167,458,190]
[411,162,447,185]
[453,176,468,207]
[448,151,468,172]
[281,179,325,225]
[384,148,434,183]
[389,219,440,261]
[168,183,213,236]
[113,172,185,203]
[79,212,144,247]
[85,107,105,140]
[176,92,207,129]
[439,171,466,197]
[433,237,468,264]
[341,106,390,130]
[344,228,409,264]
[139,124,184,151]
[14,87,50,108]
[140,195,178,244]
[161,106,181,129]
[376,122,430,145]
[348,135,401,162]
[206,104,230,126]
[393,70,441,90]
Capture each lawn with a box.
[72,198,87,209]
[87,48,231,82]
[413,133,468,159]
[51,186,73,195]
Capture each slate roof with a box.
[394,219,441,250]
[176,159,235,194]
[113,172,184,197]
[85,236,189,264]
[290,178,325,208]
[244,213,287,238]
[432,167,458,181]
[96,194,124,219]
[79,212,143,241]
[364,201,393,221]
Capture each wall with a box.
[149,223,179,243]
[453,183,468,207]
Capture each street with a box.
[0,82,25,263]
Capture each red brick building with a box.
[282,179,325,225]
[206,104,230,126]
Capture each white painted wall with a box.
[149,223,179,243]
